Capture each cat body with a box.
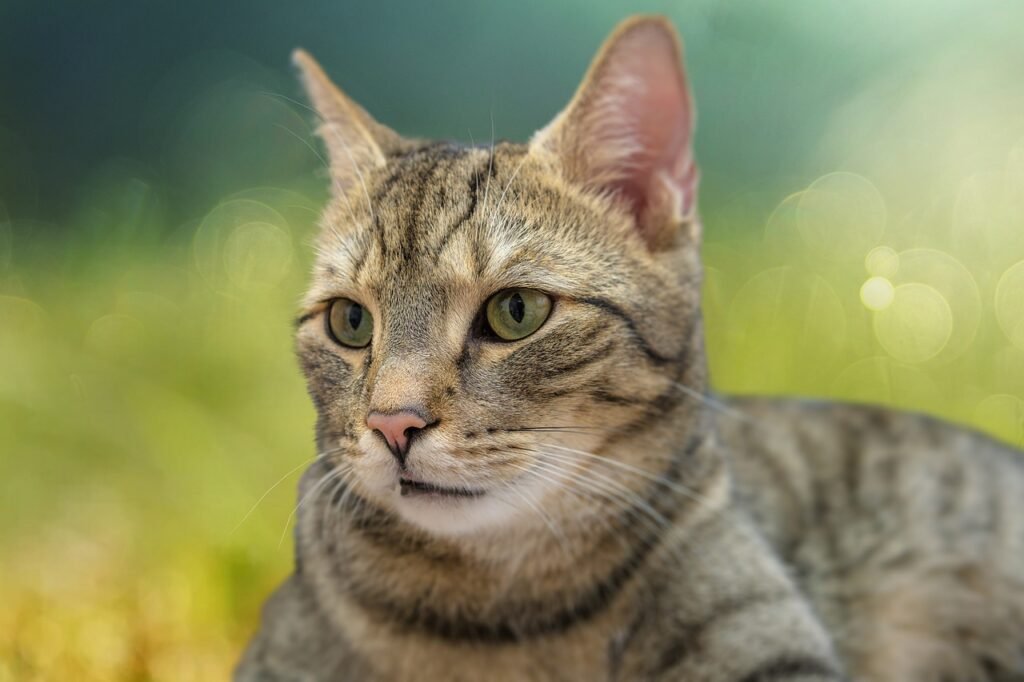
[236,17,1024,682]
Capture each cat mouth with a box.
[399,477,486,499]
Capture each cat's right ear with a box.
[293,49,403,192]
[530,17,699,251]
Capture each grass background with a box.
[2,1,1024,679]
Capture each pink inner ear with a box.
[601,29,696,226]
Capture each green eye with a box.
[327,298,373,348]
[485,288,552,341]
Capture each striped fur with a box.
[236,16,1024,682]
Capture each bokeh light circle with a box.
[831,356,939,410]
[952,168,1024,269]
[224,187,321,237]
[224,221,293,291]
[973,394,1024,445]
[860,276,895,311]
[0,294,47,341]
[193,199,293,292]
[84,313,148,361]
[888,248,982,364]
[764,192,803,247]
[873,283,953,363]
[865,246,899,278]
[995,260,1024,349]
[993,345,1024,393]
[796,173,886,260]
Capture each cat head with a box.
[293,16,706,538]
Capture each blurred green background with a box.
[2,1,1023,679]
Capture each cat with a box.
[235,15,1024,682]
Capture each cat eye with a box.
[484,288,552,341]
[327,298,373,348]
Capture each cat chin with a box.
[352,436,553,536]
[390,491,526,537]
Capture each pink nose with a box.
[366,410,428,464]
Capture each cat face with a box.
[293,17,705,537]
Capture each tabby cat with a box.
[236,16,1024,682]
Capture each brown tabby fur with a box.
[236,16,1024,682]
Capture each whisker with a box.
[274,123,330,174]
[263,91,363,233]
[502,425,604,433]
[321,475,352,539]
[671,381,756,424]
[501,460,621,539]
[509,456,659,534]
[231,446,348,535]
[529,453,672,529]
[481,109,496,215]
[534,442,768,550]
[278,463,351,548]
[506,457,689,566]
[525,457,683,558]
[232,456,318,536]
[505,428,600,437]
[490,151,529,224]
[529,461,729,560]
[322,125,377,222]
[260,90,326,121]
[537,442,698,500]
[274,124,362,238]
[503,482,573,557]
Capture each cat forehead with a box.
[307,142,636,301]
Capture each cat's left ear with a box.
[293,49,405,192]
[531,16,699,250]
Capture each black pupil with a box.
[347,303,363,330]
[508,292,525,324]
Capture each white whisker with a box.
[507,457,690,567]
[490,151,529,225]
[260,90,325,121]
[231,447,347,536]
[530,453,671,529]
[534,442,767,551]
[323,125,377,222]
[320,475,351,540]
[504,482,572,557]
[481,110,496,215]
[671,381,754,424]
[278,463,351,549]
[537,442,702,501]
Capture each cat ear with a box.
[531,17,699,250]
[293,49,404,191]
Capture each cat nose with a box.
[366,410,430,467]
